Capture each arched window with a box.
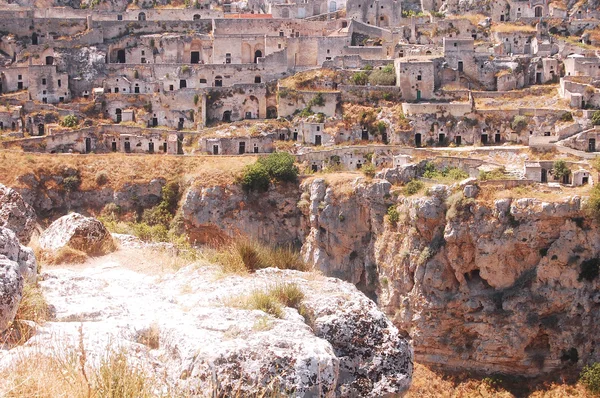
[193,14,201,20]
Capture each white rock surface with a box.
[0,249,412,396]
[0,227,37,283]
[0,183,37,244]
[0,255,23,333]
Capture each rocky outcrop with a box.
[15,173,166,219]
[0,184,37,244]
[0,227,37,283]
[39,213,115,256]
[181,182,305,245]
[0,254,412,397]
[0,226,37,332]
[0,256,23,333]
[301,180,600,376]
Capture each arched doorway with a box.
[37,124,44,136]
[222,111,231,122]
[415,133,422,147]
[534,6,543,17]
[45,56,54,65]
[193,14,201,20]
[138,12,146,21]
[254,50,263,63]
[215,76,223,87]
[31,33,38,45]
[116,108,122,123]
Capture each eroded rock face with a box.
[0,227,37,283]
[0,256,23,333]
[296,179,600,376]
[39,213,114,255]
[0,184,37,244]
[181,183,305,245]
[0,254,412,397]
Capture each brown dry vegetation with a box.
[279,69,339,90]
[491,23,537,33]
[0,151,257,190]
[407,363,593,397]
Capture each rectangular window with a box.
[18,75,22,80]
[42,78,46,85]
[58,79,61,87]
[141,58,146,63]
[417,75,422,81]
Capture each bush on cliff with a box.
[581,363,600,395]
[240,152,299,192]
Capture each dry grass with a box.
[206,238,307,274]
[478,183,592,203]
[226,283,305,319]
[407,363,593,397]
[136,323,160,350]
[41,246,89,265]
[491,23,537,33]
[279,69,338,90]
[0,151,257,190]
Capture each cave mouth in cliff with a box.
[464,269,491,290]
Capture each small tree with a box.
[61,115,78,128]
[552,160,570,181]
[511,115,528,132]
[592,110,600,126]
[258,152,299,183]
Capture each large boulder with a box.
[0,184,37,244]
[0,227,37,283]
[0,255,23,333]
[39,213,114,256]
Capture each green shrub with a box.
[387,205,400,224]
[580,363,600,395]
[62,175,81,192]
[234,283,304,319]
[368,65,396,86]
[258,152,299,183]
[592,111,600,126]
[95,171,109,186]
[350,71,368,85]
[559,111,573,122]
[308,93,325,107]
[423,162,436,178]
[240,153,299,192]
[60,115,78,128]
[361,64,373,71]
[193,94,199,105]
[240,163,270,192]
[361,163,376,178]
[512,115,528,132]
[586,184,600,221]
[404,180,423,195]
[553,160,570,181]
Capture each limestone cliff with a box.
[181,177,600,377]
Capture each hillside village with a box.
[0,0,600,186]
[3,1,600,396]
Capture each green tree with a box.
[552,160,570,181]
[240,163,271,192]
